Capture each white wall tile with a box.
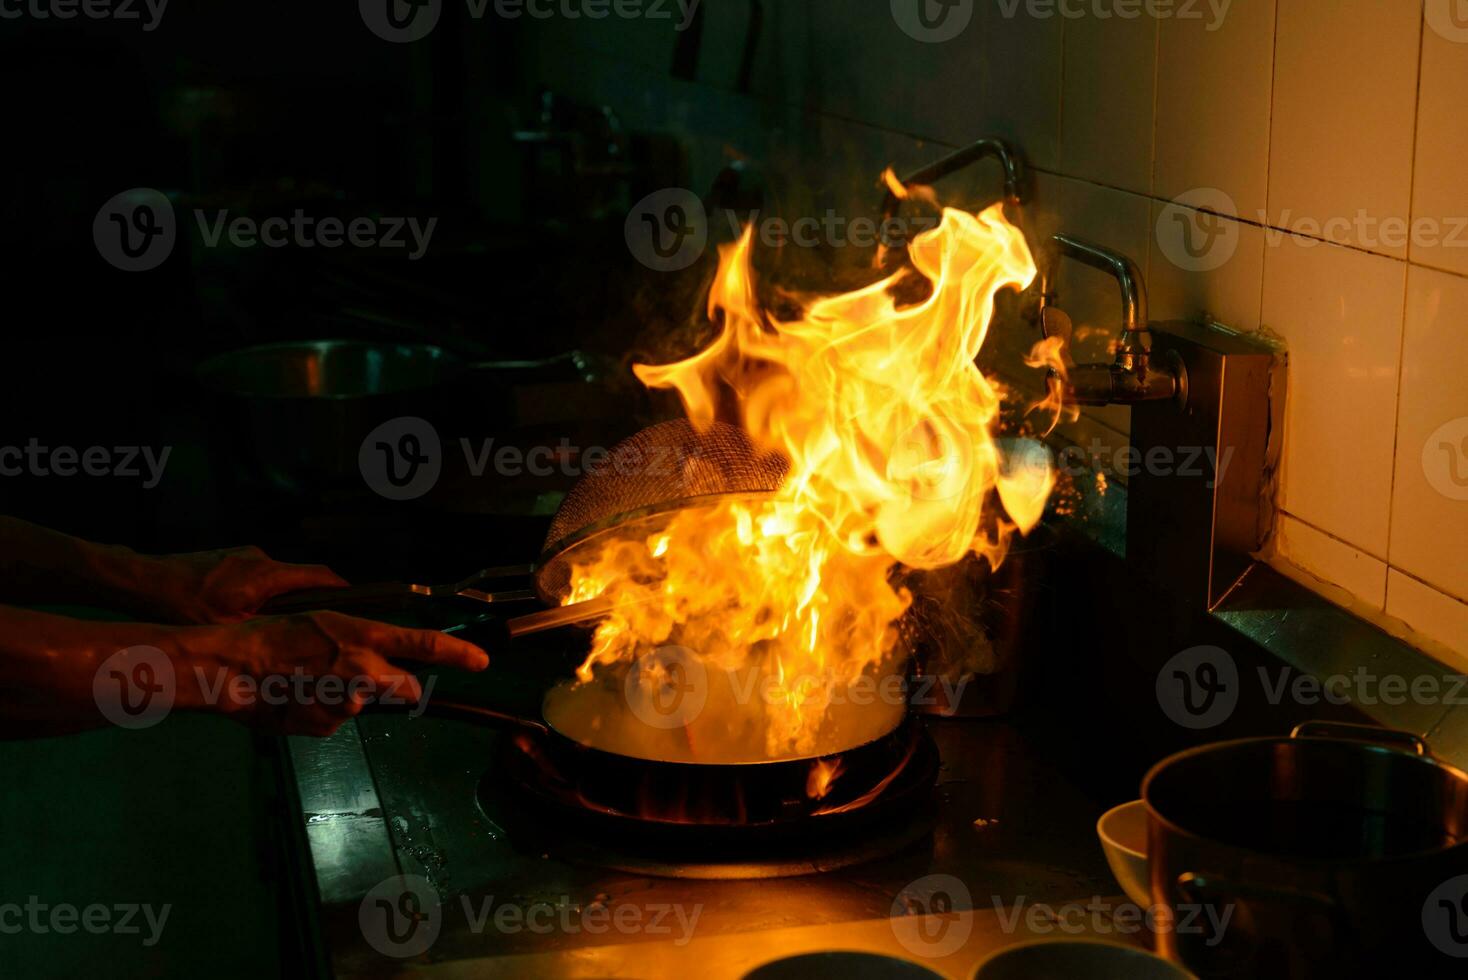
[1278,514,1388,608]
[1390,266,1468,601]
[1411,22,1468,277]
[1154,0,1276,218]
[1267,0,1421,258]
[792,1,1063,168]
[1059,4,1158,195]
[1387,571,1468,667]
[1261,235,1406,556]
[1147,201,1266,331]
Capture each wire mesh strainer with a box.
[534,419,789,603]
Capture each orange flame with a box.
[806,758,845,800]
[1023,335,1077,437]
[565,200,1050,760]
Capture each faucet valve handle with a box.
[1035,234,1185,408]
[1039,305,1074,347]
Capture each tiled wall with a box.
[520,0,1468,663]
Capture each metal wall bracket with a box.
[1127,320,1286,610]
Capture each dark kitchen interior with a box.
[3,3,1467,978]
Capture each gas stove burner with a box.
[477,718,940,878]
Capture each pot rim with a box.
[195,339,461,401]
[1140,731,1468,866]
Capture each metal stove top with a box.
[286,644,1131,979]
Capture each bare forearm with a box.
[0,516,161,613]
[0,517,349,625]
[0,603,195,736]
[0,603,487,739]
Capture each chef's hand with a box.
[0,518,349,624]
[0,606,490,739]
[136,546,349,625]
[176,611,490,736]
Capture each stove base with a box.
[476,723,941,879]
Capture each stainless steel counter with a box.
[288,695,1134,978]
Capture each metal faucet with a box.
[880,137,1029,225]
[1035,234,1187,408]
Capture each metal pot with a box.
[196,339,592,494]
[1142,721,1468,978]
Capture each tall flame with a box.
[563,201,1050,761]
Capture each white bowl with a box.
[1096,799,1151,906]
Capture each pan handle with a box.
[260,582,430,614]
[365,698,551,737]
[260,565,538,616]
[1290,720,1429,756]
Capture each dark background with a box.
[0,6,737,567]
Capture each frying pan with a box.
[293,418,910,767]
[400,689,923,826]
